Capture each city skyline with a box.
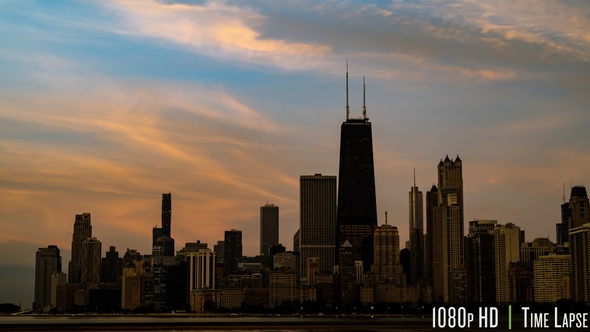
[1,1,590,307]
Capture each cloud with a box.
[104,0,331,70]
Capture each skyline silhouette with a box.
[1,0,589,308]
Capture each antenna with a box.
[413,167,416,187]
[346,60,350,120]
[385,211,388,225]
[563,183,566,203]
[363,76,367,119]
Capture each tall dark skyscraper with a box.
[260,203,279,256]
[336,70,378,272]
[408,172,424,285]
[427,156,465,303]
[34,245,61,311]
[299,174,337,278]
[68,213,92,284]
[153,192,175,256]
[224,229,242,277]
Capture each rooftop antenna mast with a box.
[346,60,350,120]
[363,76,367,120]
[563,182,566,203]
[385,211,388,225]
[413,167,416,187]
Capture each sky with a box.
[1,0,589,308]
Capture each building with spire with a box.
[336,67,378,273]
[408,170,424,285]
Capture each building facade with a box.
[68,213,92,284]
[569,223,590,303]
[408,180,424,285]
[260,203,279,256]
[299,174,337,278]
[495,223,522,303]
[34,245,62,311]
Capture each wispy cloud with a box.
[104,0,331,70]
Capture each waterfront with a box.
[0,315,436,331]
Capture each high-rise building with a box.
[494,223,522,303]
[427,156,464,303]
[81,237,102,284]
[188,248,216,291]
[533,254,571,303]
[153,192,175,256]
[372,223,400,284]
[465,230,495,303]
[336,71,377,272]
[68,213,92,284]
[34,245,62,311]
[260,203,279,256]
[569,223,590,303]
[224,229,242,277]
[568,186,589,230]
[299,174,337,278]
[101,246,123,284]
[408,174,424,285]
[338,240,357,306]
[425,185,439,294]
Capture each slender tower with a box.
[336,67,378,273]
[408,169,424,285]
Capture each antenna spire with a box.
[563,182,566,203]
[385,211,388,225]
[346,60,350,120]
[414,167,416,187]
[363,76,367,119]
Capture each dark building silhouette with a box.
[68,213,92,284]
[427,156,465,303]
[336,71,377,273]
[465,230,496,303]
[101,246,123,284]
[260,203,279,256]
[224,229,242,277]
[299,174,337,278]
[408,174,424,285]
[34,245,61,311]
[153,192,175,256]
[338,240,357,306]
[569,223,590,303]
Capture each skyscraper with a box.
[408,172,424,285]
[465,221,496,304]
[81,237,102,284]
[428,156,464,303]
[260,203,279,256]
[153,192,175,256]
[569,223,590,303]
[224,229,242,277]
[299,174,337,278]
[494,223,522,303]
[68,213,92,284]
[373,223,400,284]
[568,186,589,230]
[34,245,61,311]
[336,71,377,272]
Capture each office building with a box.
[533,254,571,303]
[224,229,242,277]
[408,175,424,284]
[299,174,337,278]
[153,192,175,256]
[372,223,399,284]
[336,72,378,272]
[34,245,62,311]
[427,156,464,303]
[465,230,495,303]
[189,248,216,291]
[81,237,102,284]
[68,213,92,284]
[569,223,590,303]
[260,203,279,256]
[495,223,522,303]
